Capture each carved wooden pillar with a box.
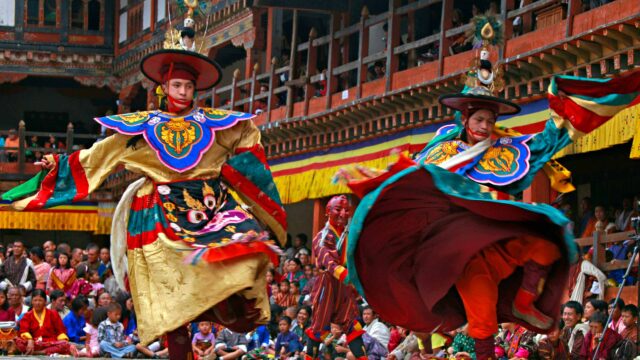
[82,0,88,30]
[99,0,104,31]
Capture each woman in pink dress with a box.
[46,253,76,297]
[29,247,51,291]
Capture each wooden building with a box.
[1,0,640,277]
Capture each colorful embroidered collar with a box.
[417,124,534,187]
[95,108,254,172]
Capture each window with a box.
[142,0,150,29]
[27,0,39,25]
[156,0,165,22]
[44,0,56,26]
[71,0,83,28]
[88,0,100,30]
[119,12,127,43]
[0,0,16,26]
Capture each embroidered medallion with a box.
[417,140,470,165]
[466,135,533,186]
[94,108,254,172]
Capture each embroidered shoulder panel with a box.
[417,140,470,165]
[94,108,254,172]
[465,135,533,186]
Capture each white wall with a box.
[143,0,151,29]
[156,0,166,22]
[368,23,386,56]
[0,0,15,26]
[119,12,127,43]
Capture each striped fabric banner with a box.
[270,94,640,204]
[270,100,552,204]
[0,200,113,233]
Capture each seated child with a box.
[274,316,301,359]
[192,321,216,359]
[98,303,137,358]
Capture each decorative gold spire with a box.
[163,0,206,54]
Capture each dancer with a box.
[341,21,640,360]
[2,8,286,360]
[305,196,366,360]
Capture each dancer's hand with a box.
[34,157,54,170]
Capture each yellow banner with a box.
[555,103,640,159]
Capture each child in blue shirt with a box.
[274,316,301,359]
[63,297,87,344]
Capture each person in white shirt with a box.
[362,306,390,348]
[615,197,634,232]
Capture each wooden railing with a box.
[199,0,615,125]
[575,229,637,274]
[0,121,100,180]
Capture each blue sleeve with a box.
[289,335,302,353]
[275,334,282,352]
[62,315,79,343]
[258,326,270,347]
[125,316,137,335]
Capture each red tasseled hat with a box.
[140,49,222,91]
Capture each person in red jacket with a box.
[15,289,77,356]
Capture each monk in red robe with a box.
[15,289,77,356]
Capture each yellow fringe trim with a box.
[273,152,403,204]
[555,103,640,159]
[0,211,112,234]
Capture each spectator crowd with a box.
[0,129,69,163]
[0,197,639,359]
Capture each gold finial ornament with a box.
[163,0,206,54]
[183,0,198,17]
[480,23,495,44]
[462,17,505,94]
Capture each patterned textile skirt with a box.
[114,177,280,344]
[346,164,575,334]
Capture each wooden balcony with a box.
[198,0,640,159]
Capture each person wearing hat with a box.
[2,47,287,360]
[339,67,640,360]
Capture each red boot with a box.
[474,337,495,360]
[512,260,553,330]
[167,325,194,360]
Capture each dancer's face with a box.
[162,79,195,109]
[463,109,496,145]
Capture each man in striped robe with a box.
[305,196,366,360]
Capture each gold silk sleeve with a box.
[217,119,262,153]
[11,134,129,210]
[77,133,130,194]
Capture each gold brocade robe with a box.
[11,116,280,344]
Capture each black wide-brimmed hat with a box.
[439,86,521,116]
[140,49,222,91]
